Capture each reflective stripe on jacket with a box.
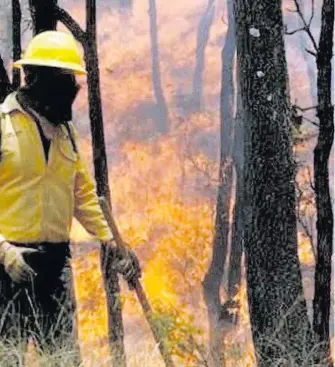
[0,92,113,244]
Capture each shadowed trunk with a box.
[0,55,12,103]
[202,1,235,365]
[312,0,334,365]
[148,0,169,133]
[28,0,57,34]
[12,0,21,90]
[85,1,126,365]
[56,2,126,364]
[233,0,322,364]
[192,0,215,110]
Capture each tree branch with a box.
[303,116,319,127]
[308,0,315,27]
[298,216,316,260]
[294,104,318,111]
[306,48,317,57]
[285,26,305,35]
[292,0,318,52]
[54,6,87,44]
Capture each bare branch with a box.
[285,26,306,35]
[302,116,319,127]
[298,216,316,260]
[294,104,318,111]
[306,48,317,57]
[292,0,319,52]
[185,153,219,185]
[54,6,86,44]
[308,0,315,26]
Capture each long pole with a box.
[99,198,176,367]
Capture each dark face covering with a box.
[18,66,80,125]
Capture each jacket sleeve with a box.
[72,125,114,242]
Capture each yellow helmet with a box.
[13,31,86,75]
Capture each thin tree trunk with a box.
[0,54,12,103]
[202,1,235,365]
[192,0,215,110]
[85,1,126,365]
[312,0,334,365]
[12,0,21,90]
[28,0,57,34]
[148,0,169,133]
[233,0,320,365]
[56,4,126,364]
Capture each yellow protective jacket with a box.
[0,92,113,244]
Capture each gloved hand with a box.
[0,242,38,283]
[104,239,141,288]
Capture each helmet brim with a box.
[13,58,87,75]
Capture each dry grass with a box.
[0,339,171,367]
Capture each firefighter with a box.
[0,31,141,363]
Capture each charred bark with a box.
[312,0,334,364]
[202,1,235,365]
[148,0,169,133]
[12,0,21,90]
[56,2,126,365]
[85,1,126,365]
[0,54,12,103]
[233,0,320,365]
[28,0,57,34]
[192,0,215,110]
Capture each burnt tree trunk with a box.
[12,0,21,90]
[233,0,321,365]
[148,0,169,133]
[85,1,126,365]
[192,0,215,110]
[28,0,57,34]
[0,54,12,103]
[312,0,334,365]
[202,0,235,365]
[56,2,126,364]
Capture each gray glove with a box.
[104,240,141,288]
[115,244,141,288]
[0,242,38,283]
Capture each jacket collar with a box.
[1,92,71,140]
[1,92,26,114]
